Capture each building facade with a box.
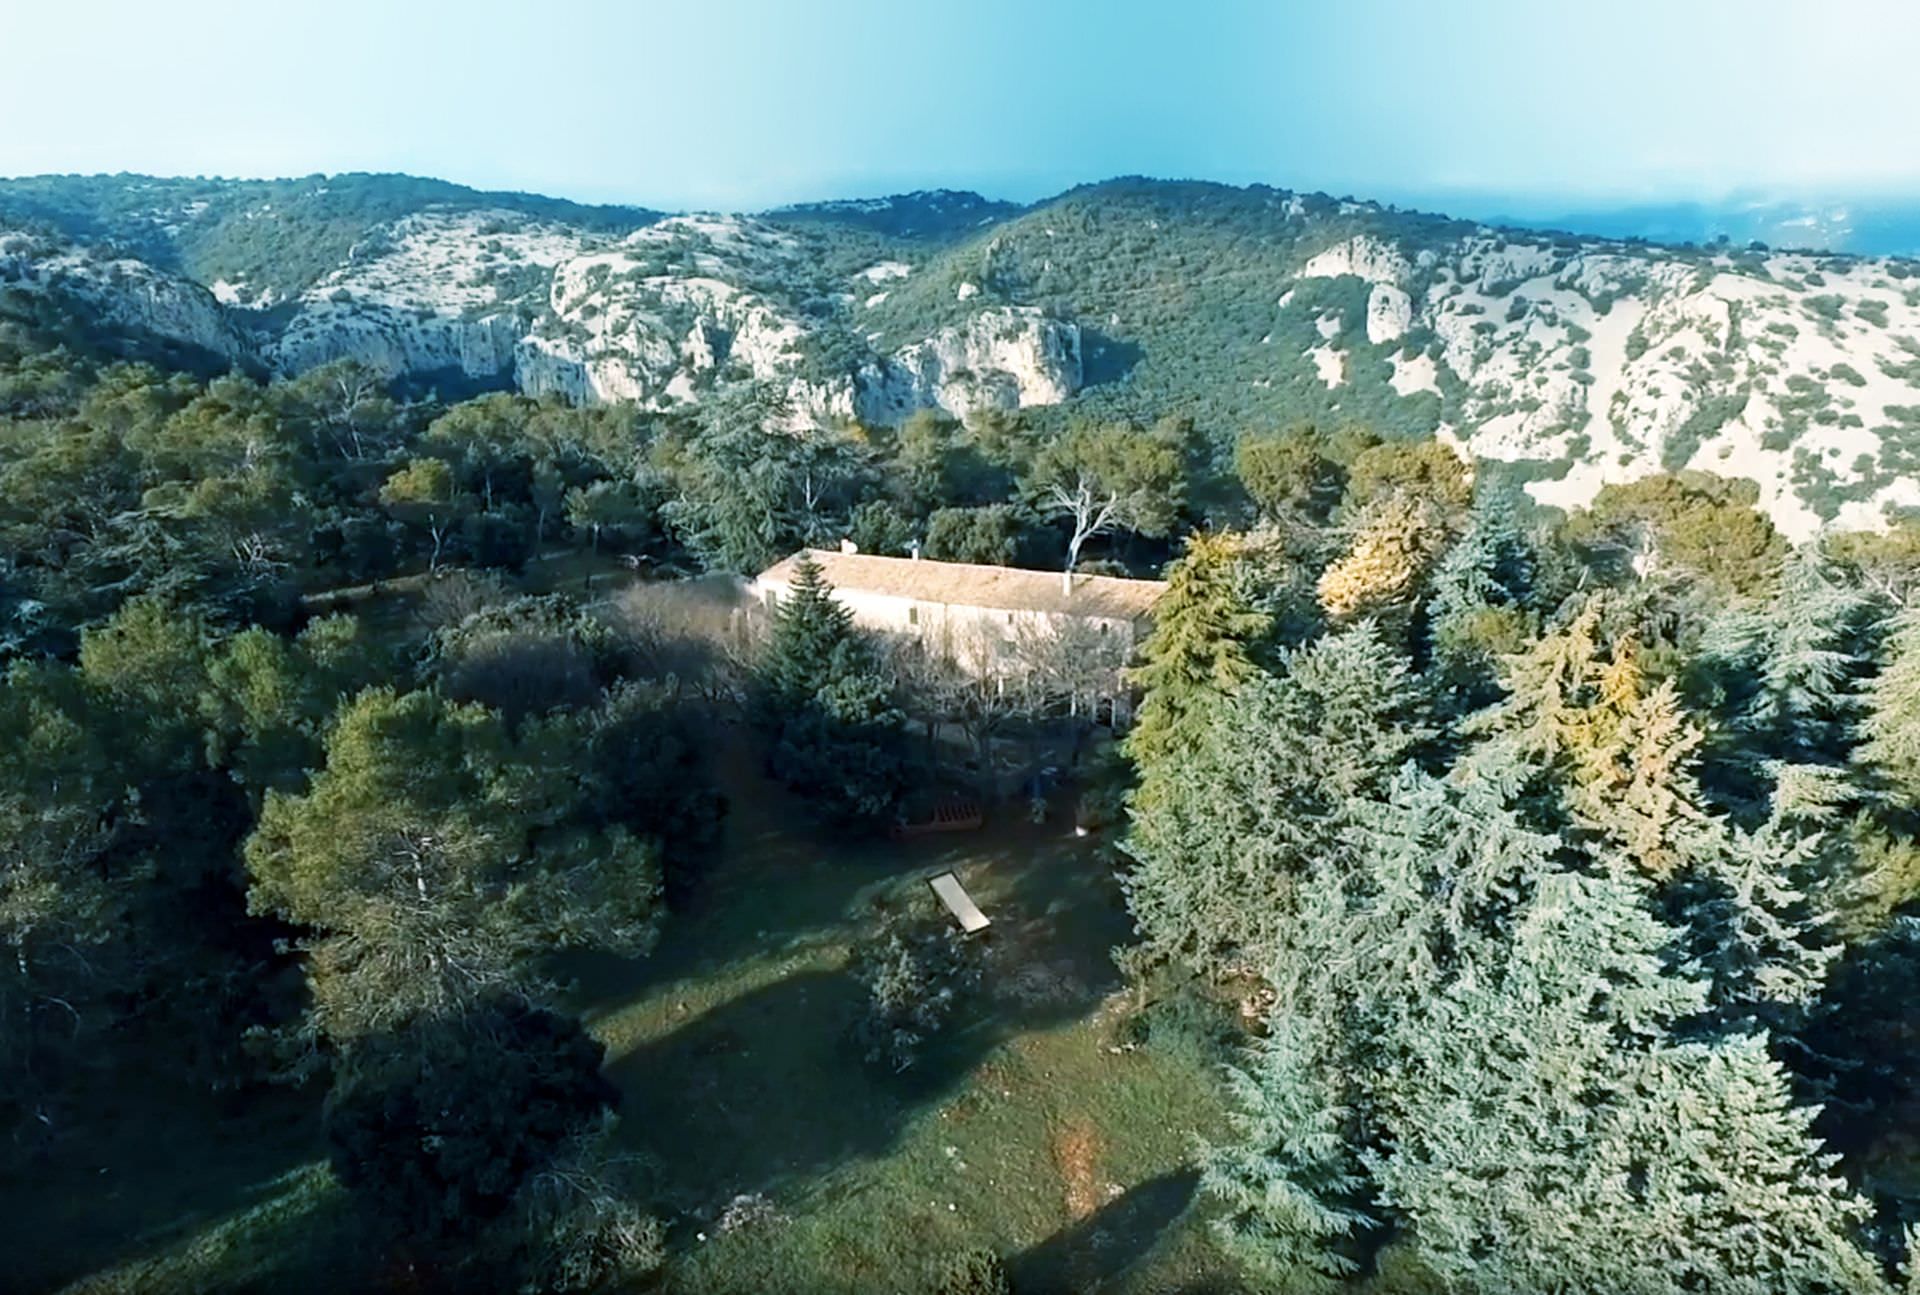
[746,547,1166,720]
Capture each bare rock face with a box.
[260,210,581,383]
[1299,235,1415,286]
[854,308,1082,424]
[0,229,249,362]
[11,203,1084,433]
[238,209,1079,426]
[1298,225,1920,540]
[1366,284,1413,345]
[271,304,526,380]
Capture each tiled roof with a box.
[755,550,1165,620]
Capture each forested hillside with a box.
[0,172,660,305]
[10,173,1920,537]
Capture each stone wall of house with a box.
[745,576,1144,676]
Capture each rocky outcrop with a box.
[1297,225,1920,540]
[0,229,249,362]
[853,308,1081,423]
[7,207,1084,431]
[516,257,810,405]
[1366,284,1412,345]
[268,303,526,381]
[1299,235,1416,286]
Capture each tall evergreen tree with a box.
[753,554,906,826]
[1201,1015,1372,1294]
[1475,602,1842,1027]
[1213,762,1889,1294]
[1839,601,1920,937]
[1860,603,1920,810]
[1314,493,1450,623]
[756,553,857,715]
[1123,622,1428,980]
[1698,541,1881,769]
[1426,489,1537,627]
[1125,531,1272,780]
[1426,488,1545,707]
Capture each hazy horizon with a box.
[7,165,1920,237]
[6,0,1919,219]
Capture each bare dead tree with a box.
[1009,617,1128,726]
[608,577,762,707]
[1044,470,1124,581]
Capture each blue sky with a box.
[4,0,1916,214]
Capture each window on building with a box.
[908,606,919,625]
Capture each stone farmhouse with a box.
[746,546,1166,722]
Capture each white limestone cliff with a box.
[1299,228,1920,539]
[0,229,249,361]
[854,308,1082,424]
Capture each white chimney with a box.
[1061,567,1072,596]
[908,539,922,561]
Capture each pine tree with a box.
[1426,489,1543,706]
[1459,599,1658,806]
[1125,530,1272,778]
[1218,760,1890,1294]
[1426,488,1537,628]
[1371,878,1881,1293]
[1478,602,1842,1025]
[1844,602,1920,935]
[1700,541,1880,767]
[1860,604,1920,809]
[1200,1014,1372,1293]
[1666,801,1840,1028]
[756,552,857,717]
[753,553,906,826]
[1314,494,1449,621]
[244,688,664,1041]
[1122,623,1428,980]
[1573,677,1716,881]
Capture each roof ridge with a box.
[756,549,1165,619]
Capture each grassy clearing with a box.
[568,729,1232,1292]
[25,726,1233,1293]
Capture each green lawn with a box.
[26,727,1234,1294]
[575,730,1233,1293]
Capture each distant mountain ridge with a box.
[767,189,1024,241]
[0,172,662,306]
[10,171,1920,539]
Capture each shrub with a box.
[504,1120,666,1293]
[850,900,982,1072]
[1122,979,1242,1069]
[929,1247,1012,1295]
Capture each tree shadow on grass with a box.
[6,1078,335,1293]
[566,743,1128,1035]
[602,899,1120,1225]
[1007,1168,1201,1294]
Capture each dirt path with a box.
[1051,1117,1103,1221]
